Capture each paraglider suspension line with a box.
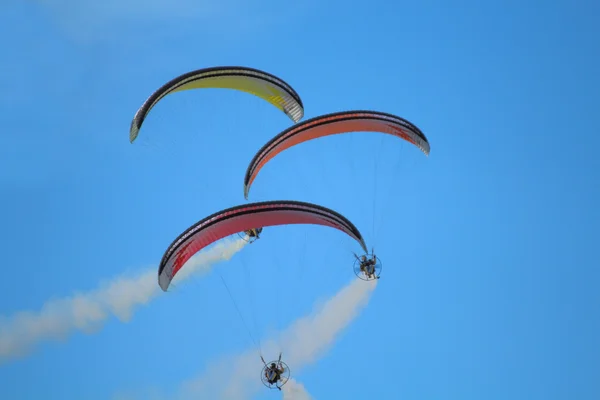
[372,146,380,241]
[217,271,260,351]
[241,255,263,352]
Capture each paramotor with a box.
[260,353,289,391]
[237,227,263,243]
[352,251,382,281]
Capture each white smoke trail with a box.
[177,277,378,400]
[0,238,247,363]
[282,379,313,400]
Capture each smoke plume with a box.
[178,277,378,399]
[0,238,247,363]
[283,379,313,399]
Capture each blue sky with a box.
[1,0,599,399]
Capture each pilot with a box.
[265,362,284,388]
[360,255,377,277]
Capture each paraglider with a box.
[260,353,289,390]
[157,200,368,292]
[129,66,305,143]
[243,110,430,199]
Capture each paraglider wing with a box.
[130,66,304,143]
[157,200,367,291]
[243,110,430,198]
